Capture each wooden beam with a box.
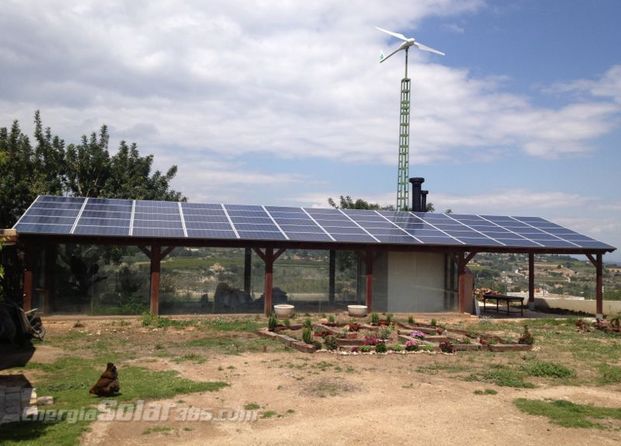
[328,250,336,304]
[586,253,597,267]
[595,253,603,319]
[274,248,286,261]
[43,244,57,314]
[263,247,274,316]
[138,245,151,258]
[253,247,266,262]
[160,246,175,260]
[465,251,478,265]
[149,243,161,315]
[528,252,535,309]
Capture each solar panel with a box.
[11,195,616,252]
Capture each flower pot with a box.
[348,305,368,317]
[273,304,295,318]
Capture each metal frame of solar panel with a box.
[12,195,615,252]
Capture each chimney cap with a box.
[409,177,425,185]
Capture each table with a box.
[482,293,524,316]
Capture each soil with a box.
[83,350,621,446]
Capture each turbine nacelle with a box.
[376,26,445,63]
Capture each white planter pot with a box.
[348,305,368,317]
[273,304,295,318]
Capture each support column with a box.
[528,253,535,310]
[149,243,161,315]
[596,253,603,319]
[264,248,274,316]
[244,248,252,294]
[328,250,336,304]
[364,251,373,311]
[457,252,466,314]
[22,243,33,312]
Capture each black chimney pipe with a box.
[409,177,424,212]
[421,190,428,212]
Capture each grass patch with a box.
[141,313,198,329]
[522,361,575,379]
[514,398,621,429]
[143,425,174,435]
[173,353,207,364]
[0,356,227,446]
[467,366,535,388]
[202,318,261,332]
[305,378,357,398]
[185,335,284,354]
[416,362,468,375]
[597,364,621,385]
[244,402,261,410]
[474,389,498,395]
[261,410,278,419]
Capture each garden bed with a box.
[258,313,534,354]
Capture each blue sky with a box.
[1,0,619,260]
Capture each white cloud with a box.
[547,65,621,104]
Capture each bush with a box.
[370,312,380,325]
[359,345,372,353]
[408,315,415,324]
[268,313,278,332]
[523,361,574,379]
[518,325,534,345]
[284,318,291,328]
[430,318,437,327]
[439,341,455,353]
[363,335,379,346]
[328,314,336,324]
[303,318,312,329]
[405,340,418,351]
[391,344,403,352]
[386,313,393,325]
[324,335,338,351]
[375,342,387,353]
[312,340,322,350]
[302,327,313,344]
[378,327,392,340]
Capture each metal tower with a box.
[396,49,411,211]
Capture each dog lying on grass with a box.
[89,362,120,397]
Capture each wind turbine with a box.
[376,26,444,211]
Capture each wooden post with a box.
[22,243,33,312]
[149,243,161,315]
[328,250,336,304]
[243,248,252,294]
[528,252,535,310]
[595,253,603,319]
[457,252,466,314]
[364,251,373,311]
[264,248,274,316]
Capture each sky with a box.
[1,0,620,261]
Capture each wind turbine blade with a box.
[414,41,445,56]
[379,46,403,63]
[376,26,409,42]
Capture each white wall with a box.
[386,252,448,312]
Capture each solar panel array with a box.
[13,195,615,251]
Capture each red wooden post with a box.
[22,243,33,312]
[150,243,161,315]
[528,252,535,310]
[595,253,603,319]
[364,251,373,311]
[457,252,466,313]
[264,248,274,316]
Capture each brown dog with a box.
[89,362,120,397]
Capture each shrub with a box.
[303,318,312,329]
[312,340,322,350]
[302,327,313,344]
[523,361,575,379]
[268,313,278,332]
[378,327,392,340]
[405,340,418,351]
[328,314,336,324]
[420,344,434,352]
[324,335,338,351]
[359,345,373,353]
[408,315,415,324]
[284,318,291,328]
[375,342,387,353]
[430,318,437,327]
[386,313,394,325]
[370,312,380,325]
[363,335,379,346]
[391,344,403,352]
[410,330,425,339]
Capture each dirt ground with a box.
[5,315,621,445]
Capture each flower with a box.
[410,330,425,339]
[364,335,379,346]
[405,339,418,351]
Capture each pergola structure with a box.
[6,195,616,318]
